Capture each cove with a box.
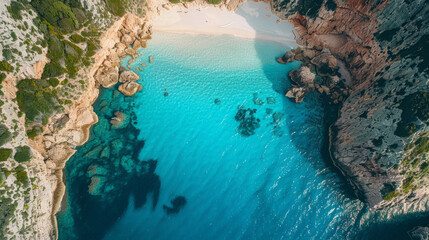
[57,32,420,240]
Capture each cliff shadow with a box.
[235,2,358,202]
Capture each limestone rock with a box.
[94,66,119,88]
[119,70,140,83]
[118,82,143,96]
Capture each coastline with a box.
[149,1,298,45]
[51,0,300,238]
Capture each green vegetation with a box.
[206,0,222,4]
[14,170,28,184]
[384,190,399,201]
[41,61,64,78]
[0,125,12,147]
[48,78,60,87]
[105,0,125,16]
[168,0,181,3]
[0,61,14,73]
[0,73,6,85]
[14,146,32,163]
[7,1,24,20]
[16,79,62,124]
[69,34,85,43]
[0,148,12,162]
[395,92,429,137]
[30,0,80,33]
[2,48,13,61]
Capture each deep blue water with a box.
[57,33,423,240]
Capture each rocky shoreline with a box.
[1,0,426,239]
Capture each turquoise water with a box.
[57,33,421,240]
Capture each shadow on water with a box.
[57,87,161,240]
[237,5,429,240]
[235,9,358,202]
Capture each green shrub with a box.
[105,0,125,16]
[0,125,12,147]
[206,0,222,3]
[384,190,399,201]
[30,0,79,33]
[0,148,12,162]
[69,34,86,43]
[2,48,13,61]
[14,170,28,184]
[14,146,32,163]
[86,39,98,57]
[0,72,6,84]
[26,128,39,139]
[7,1,24,20]
[168,0,181,3]
[42,61,65,78]
[0,61,14,73]
[11,32,17,41]
[48,78,60,87]
[16,79,62,124]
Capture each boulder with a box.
[118,82,143,96]
[277,50,295,64]
[133,40,142,50]
[149,55,154,63]
[94,66,119,88]
[289,66,316,89]
[121,33,134,45]
[119,70,140,83]
[110,111,125,127]
[311,53,339,76]
[285,87,306,103]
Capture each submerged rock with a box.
[163,196,187,215]
[267,97,276,104]
[149,55,154,63]
[235,107,261,136]
[214,98,221,105]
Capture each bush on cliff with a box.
[0,148,13,162]
[16,79,62,124]
[14,146,32,163]
[30,0,79,33]
[7,1,24,20]
[206,0,222,4]
[0,61,14,73]
[105,0,125,16]
[70,34,86,43]
[0,125,12,147]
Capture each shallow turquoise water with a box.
[57,33,421,240]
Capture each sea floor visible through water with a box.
[57,32,428,240]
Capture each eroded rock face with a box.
[94,66,119,88]
[273,0,429,208]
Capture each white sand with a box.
[150,1,297,45]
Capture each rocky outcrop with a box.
[284,48,348,103]
[118,81,143,96]
[273,0,429,209]
[119,70,140,83]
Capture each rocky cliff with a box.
[272,0,429,208]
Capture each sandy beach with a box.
[150,1,297,45]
